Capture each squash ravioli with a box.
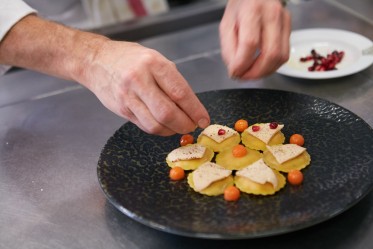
[197,124,241,152]
[241,123,285,151]
[215,146,262,170]
[188,174,234,196]
[263,145,311,173]
[234,170,286,196]
[187,162,234,196]
[166,144,214,170]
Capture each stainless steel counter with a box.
[1,0,373,248]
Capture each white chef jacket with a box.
[0,0,169,74]
[0,0,36,74]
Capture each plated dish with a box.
[277,28,373,79]
[97,89,373,239]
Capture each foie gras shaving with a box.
[201,124,238,143]
[247,123,284,144]
[236,158,278,188]
[193,162,232,191]
[167,144,206,162]
[266,144,306,164]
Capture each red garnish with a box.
[300,49,345,71]
[269,122,278,129]
[169,166,185,181]
[218,129,226,135]
[232,145,248,157]
[180,134,194,146]
[224,186,240,201]
[252,125,260,132]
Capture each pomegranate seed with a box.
[252,126,260,132]
[300,49,345,72]
[269,122,278,129]
[300,56,313,62]
[218,129,226,135]
[311,49,317,57]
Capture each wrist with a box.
[68,31,110,88]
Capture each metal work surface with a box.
[1,0,373,248]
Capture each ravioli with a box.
[215,145,262,170]
[166,144,214,170]
[241,123,285,151]
[187,162,234,196]
[188,174,234,196]
[234,159,286,195]
[165,120,312,200]
[263,144,311,172]
[197,124,240,152]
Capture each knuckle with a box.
[145,123,164,135]
[157,60,177,78]
[270,0,284,12]
[241,37,259,49]
[284,8,291,20]
[265,1,284,21]
[169,85,189,102]
[138,48,160,66]
[269,50,281,62]
[143,49,174,74]
[282,52,290,63]
[219,21,229,34]
[121,68,140,85]
[156,104,175,124]
[263,48,282,63]
[168,60,177,70]
[118,105,133,120]
[246,1,261,13]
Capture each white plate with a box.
[277,28,373,79]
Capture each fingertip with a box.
[228,71,236,79]
[198,117,210,129]
[227,63,240,79]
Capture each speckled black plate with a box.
[97,89,373,239]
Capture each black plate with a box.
[97,89,373,239]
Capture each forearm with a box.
[0,14,109,85]
[0,12,211,136]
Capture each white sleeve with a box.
[0,0,37,75]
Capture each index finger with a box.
[229,9,262,78]
[241,3,291,79]
[152,60,211,131]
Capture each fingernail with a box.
[198,118,210,129]
[229,70,241,80]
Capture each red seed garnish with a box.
[269,122,278,129]
[252,125,260,132]
[218,129,226,135]
[300,49,344,72]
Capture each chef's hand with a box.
[83,41,210,136]
[0,15,210,137]
[219,0,291,79]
